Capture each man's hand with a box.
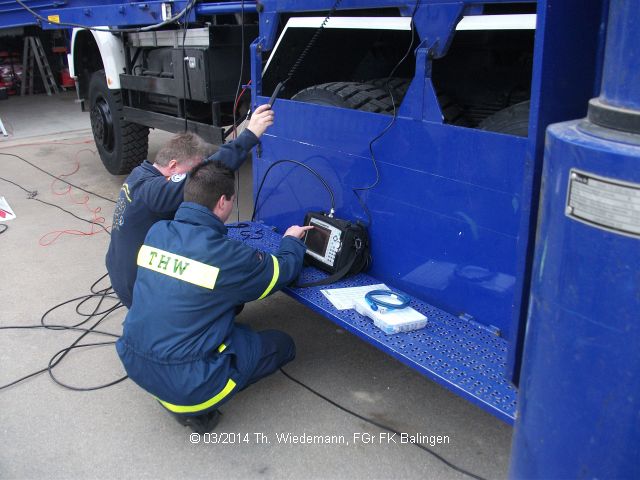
[247,104,275,138]
[284,225,313,240]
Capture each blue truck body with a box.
[249,0,603,417]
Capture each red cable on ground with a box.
[38,216,109,246]
[50,148,92,200]
[39,149,111,246]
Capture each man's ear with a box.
[167,159,178,172]
[215,195,227,211]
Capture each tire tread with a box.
[89,70,149,175]
[292,82,395,115]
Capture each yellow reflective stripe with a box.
[157,378,237,414]
[121,184,132,202]
[137,245,220,289]
[258,254,280,300]
[217,343,227,353]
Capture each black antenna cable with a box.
[268,0,344,106]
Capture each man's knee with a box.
[281,334,296,364]
[259,329,296,366]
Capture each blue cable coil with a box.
[364,289,411,311]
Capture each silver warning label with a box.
[566,169,640,238]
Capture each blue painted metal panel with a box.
[253,99,527,340]
[196,2,256,15]
[0,1,191,29]
[0,1,253,30]
[38,1,193,29]
[0,0,70,28]
[505,0,606,384]
[228,223,517,423]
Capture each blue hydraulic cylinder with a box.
[600,0,640,110]
[510,1,640,478]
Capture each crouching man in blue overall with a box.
[116,160,312,433]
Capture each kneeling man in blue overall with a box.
[116,160,312,433]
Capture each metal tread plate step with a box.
[228,222,517,424]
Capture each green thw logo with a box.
[147,251,190,275]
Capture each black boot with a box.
[174,409,221,434]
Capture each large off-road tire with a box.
[368,77,469,126]
[291,82,395,115]
[88,70,149,175]
[368,77,411,101]
[478,100,530,137]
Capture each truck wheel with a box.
[368,77,411,101]
[367,77,469,126]
[478,100,530,137]
[88,70,149,175]
[291,82,394,115]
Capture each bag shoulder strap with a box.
[295,248,359,288]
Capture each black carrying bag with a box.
[296,212,371,288]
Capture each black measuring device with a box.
[301,211,370,282]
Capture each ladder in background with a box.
[20,36,60,96]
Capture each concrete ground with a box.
[0,91,89,141]
[0,93,512,480]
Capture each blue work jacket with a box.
[106,130,258,308]
[116,202,307,414]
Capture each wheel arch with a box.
[71,29,125,101]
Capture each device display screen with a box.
[305,225,331,257]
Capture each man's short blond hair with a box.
[154,132,217,167]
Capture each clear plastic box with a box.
[353,297,428,335]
